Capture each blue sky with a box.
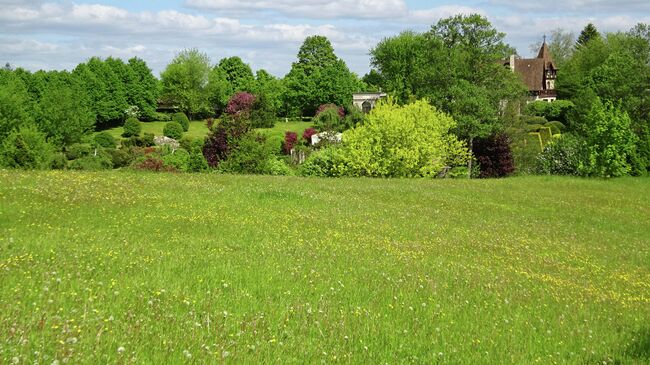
[1,0,649,77]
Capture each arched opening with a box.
[362,101,372,114]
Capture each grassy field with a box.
[101,120,313,142]
[1,171,649,364]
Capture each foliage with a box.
[217,57,255,93]
[0,124,53,169]
[162,148,191,172]
[577,23,600,48]
[0,71,33,141]
[339,99,470,177]
[226,92,256,117]
[313,107,344,133]
[581,99,640,177]
[135,154,176,172]
[94,132,117,149]
[283,36,361,116]
[302,127,317,145]
[64,143,92,160]
[68,151,113,171]
[316,104,345,118]
[202,116,250,167]
[282,131,298,154]
[249,93,276,128]
[122,117,141,138]
[163,122,184,140]
[172,112,190,132]
[472,134,515,178]
[370,15,526,145]
[217,132,279,175]
[160,49,212,119]
[188,149,209,172]
[535,134,588,175]
[524,100,575,125]
[298,146,347,177]
[126,57,159,121]
[105,148,132,168]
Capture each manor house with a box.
[502,40,558,102]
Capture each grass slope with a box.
[1,171,649,364]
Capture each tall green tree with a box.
[371,14,526,175]
[284,36,360,116]
[577,23,600,48]
[160,49,212,119]
[35,72,94,147]
[127,57,159,121]
[217,57,255,93]
[0,70,33,141]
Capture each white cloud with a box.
[185,0,408,19]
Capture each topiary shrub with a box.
[0,124,54,170]
[545,121,566,135]
[282,131,298,155]
[94,132,116,149]
[472,134,515,178]
[172,112,190,132]
[163,122,184,140]
[122,117,141,138]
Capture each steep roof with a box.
[510,41,557,92]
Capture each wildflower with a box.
[183,350,192,359]
[117,346,125,354]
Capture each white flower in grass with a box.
[117,346,125,354]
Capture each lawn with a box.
[101,120,313,142]
[1,171,649,364]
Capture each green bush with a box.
[50,153,67,170]
[122,117,141,137]
[266,157,294,176]
[105,148,132,168]
[143,133,155,147]
[535,134,588,176]
[172,112,190,132]
[314,108,344,132]
[68,151,113,171]
[94,132,117,149]
[218,132,278,174]
[65,143,93,160]
[0,124,53,170]
[122,133,155,148]
[525,100,574,124]
[162,148,190,172]
[154,112,172,122]
[163,122,184,140]
[340,99,470,177]
[299,146,347,177]
[188,150,209,172]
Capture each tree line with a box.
[1,15,649,177]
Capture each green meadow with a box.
[1,171,649,364]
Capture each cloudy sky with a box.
[1,0,649,78]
